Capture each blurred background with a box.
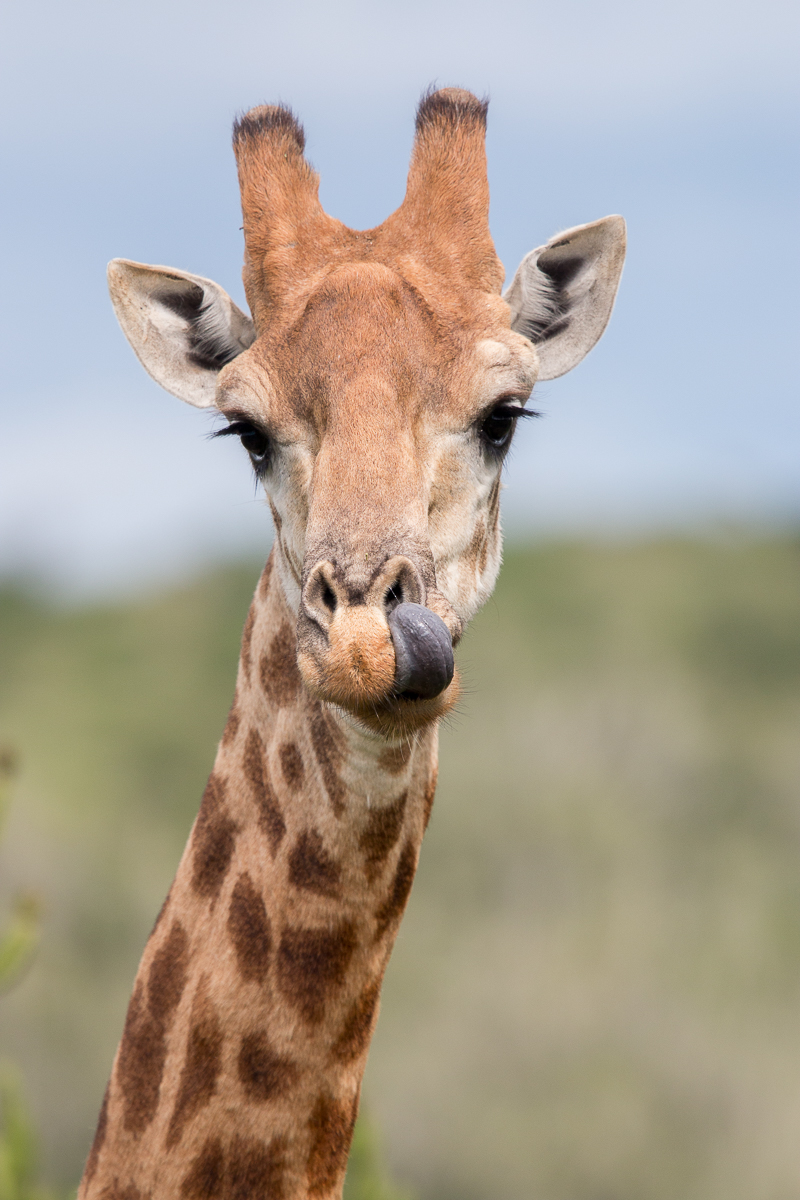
[0,0,798,1197]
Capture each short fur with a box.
[85,87,625,1200]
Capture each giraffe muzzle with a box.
[297,555,455,710]
[388,603,455,700]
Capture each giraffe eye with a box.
[479,403,539,453]
[238,424,269,462]
[212,419,271,469]
[481,409,516,448]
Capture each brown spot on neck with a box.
[288,829,341,897]
[179,1133,287,1200]
[331,978,382,1064]
[147,921,189,1026]
[237,1031,298,1102]
[278,740,305,791]
[166,988,224,1149]
[227,873,273,984]
[307,703,347,817]
[259,623,301,707]
[375,840,418,939]
[191,775,238,900]
[180,1137,224,1199]
[277,921,357,1024]
[306,1093,357,1196]
[359,791,408,881]
[228,1134,288,1200]
[242,730,286,855]
[116,984,166,1136]
[115,920,189,1136]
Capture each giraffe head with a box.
[108,89,625,736]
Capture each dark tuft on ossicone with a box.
[415,87,488,134]
[233,105,306,152]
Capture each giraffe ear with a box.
[503,216,626,381]
[107,260,256,408]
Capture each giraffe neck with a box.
[80,550,438,1200]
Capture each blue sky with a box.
[1,0,798,592]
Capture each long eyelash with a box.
[209,420,255,440]
[495,406,541,420]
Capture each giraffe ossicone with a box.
[83,87,625,1199]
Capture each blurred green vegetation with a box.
[0,537,799,1199]
[0,751,41,997]
[0,753,51,1200]
[0,1069,52,1200]
[344,1114,411,1200]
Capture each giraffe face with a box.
[107,90,625,735]
[215,262,539,732]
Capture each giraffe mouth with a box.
[331,670,461,737]
[296,548,458,732]
[296,600,458,734]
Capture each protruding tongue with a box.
[388,603,455,700]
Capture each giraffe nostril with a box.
[384,582,404,613]
[302,561,342,630]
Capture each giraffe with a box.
[80,88,625,1200]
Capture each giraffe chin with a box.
[348,671,461,737]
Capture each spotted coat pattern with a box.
[77,82,598,1200]
[80,555,436,1200]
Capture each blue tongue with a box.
[388,603,455,699]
